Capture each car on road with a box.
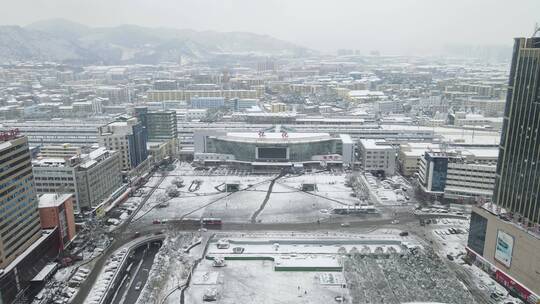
[399,231,409,237]
[217,239,230,249]
[135,281,142,290]
[232,247,244,254]
[132,232,140,238]
[340,222,351,227]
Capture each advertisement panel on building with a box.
[494,230,514,268]
[495,270,539,304]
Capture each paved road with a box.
[119,211,417,238]
[111,242,162,304]
[71,172,167,304]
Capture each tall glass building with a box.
[493,37,540,225]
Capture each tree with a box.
[166,186,180,198]
[172,177,184,188]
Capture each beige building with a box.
[33,148,123,211]
[467,206,540,299]
[147,139,176,164]
[39,143,81,159]
[270,102,287,113]
[147,89,260,102]
[98,117,148,172]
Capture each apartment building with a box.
[33,147,123,211]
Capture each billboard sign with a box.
[494,230,514,268]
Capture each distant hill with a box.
[0,19,310,64]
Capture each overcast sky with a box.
[1,0,539,54]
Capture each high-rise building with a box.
[0,130,42,268]
[493,36,540,224]
[134,107,178,160]
[466,37,540,301]
[98,117,149,172]
[134,107,178,142]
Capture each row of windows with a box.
[35,176,74,181]
[1,206,39,240]
[4,220,40,259]
[0,143,26,159]
[0,149,31,173]
[0,168,32,191]
[0,156,31,181]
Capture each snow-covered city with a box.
[0,2,540,304]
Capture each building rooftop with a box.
[226,132,329,139]
[359,139,393,150]
[38,193,73,208]
[34,158,67,167]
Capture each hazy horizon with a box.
[1,0,539,55]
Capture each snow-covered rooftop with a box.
[38,193,73,208]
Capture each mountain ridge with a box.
[0,19,309,64]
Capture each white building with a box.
[348,90,386,102]
[175,109,207,121]
[417,150,497,202]
[357,139,396,176]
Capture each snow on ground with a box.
[136,232,198,304]
[281,173,359,205]
[136,175,272,224]
[464,263,523,303]
[203,181,269,222]
[258,182,340,223]
[134,167,381,225]
[426,218,523,304]
[207,240,404,256]
[185,259,350,304]
[54,265,76,282]
[185,231,423,304]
